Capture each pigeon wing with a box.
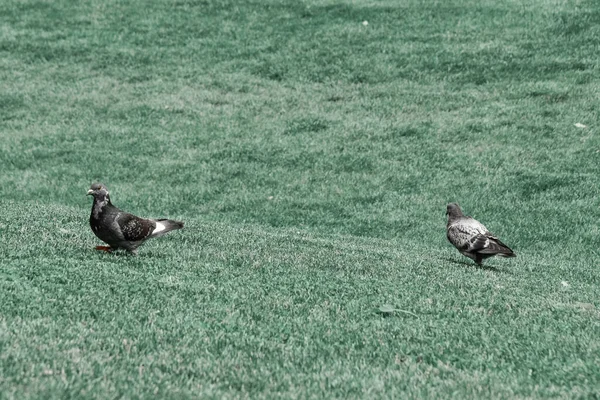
[466,234,493,252]
[115,212,156,242]
[447,217,487,250]
[475,234,515,256]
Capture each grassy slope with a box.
[1,0,600,398]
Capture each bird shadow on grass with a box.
[441,257,510,274]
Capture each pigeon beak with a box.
[87,190,94,195]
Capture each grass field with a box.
[1,0,600,397]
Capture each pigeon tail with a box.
[497,252,516,258]
[150,219,184,238]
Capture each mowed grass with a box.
[1,0,600,397]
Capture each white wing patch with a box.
[153,221,166,235]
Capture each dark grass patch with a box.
[284,117,329,136]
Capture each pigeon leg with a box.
[95,245,113,252]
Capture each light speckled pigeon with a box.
[446,203,515,265]
[87,183,184,254]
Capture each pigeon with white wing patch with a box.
[87,183,184,254]
[446,203,515,266]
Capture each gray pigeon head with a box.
[87,183,110,200]
[446,203,464,219]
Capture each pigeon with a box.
[446,203,515,265]
[87,183,184,254]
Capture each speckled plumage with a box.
[87,183,184,254]
[446,203,515,265]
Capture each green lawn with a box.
[1,0,599,397]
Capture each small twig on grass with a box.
[395,309,418,317]
[378,304,418,317]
